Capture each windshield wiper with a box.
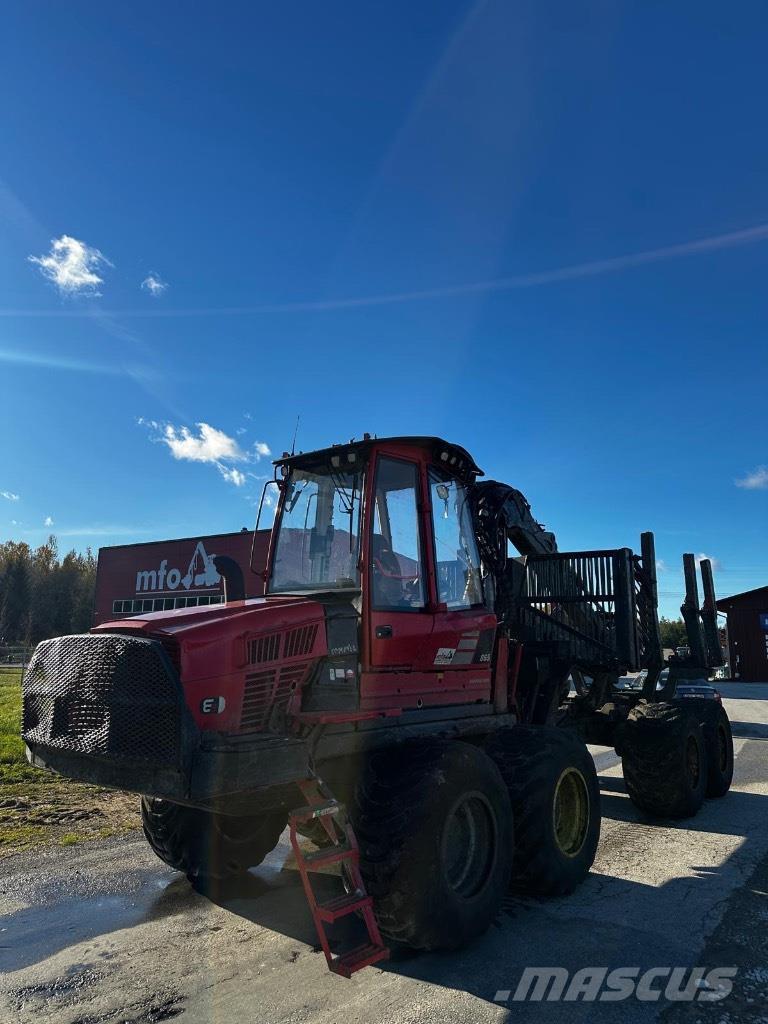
[328,469,359,552]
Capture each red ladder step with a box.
[316,891,372,924]
[303,842,355,870]
[289,776,389,978]
[331,941,390,979]
[290,799,341,824]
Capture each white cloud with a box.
[161,422,246,464]
[218,466,246,487]
[656,559,667,573]
[28,235,111,296]
[695,553,722,571]
[735,465,768,490]
[1,490,19,501]
[141,420,269,488]
[141,273,168,297]
[44,516,53,527]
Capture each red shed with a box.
[94,529,270,625]
[716,585,768,682]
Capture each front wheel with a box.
[353,741,513,951]
[141,798,286,885]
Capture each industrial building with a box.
[94,529,269,625]
[716,585,768,682]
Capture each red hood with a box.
[91,594,314,640]
[92,595,330,731]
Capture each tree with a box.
[0,537,97,647]
[659,616,688,651]
[0,543,31,645]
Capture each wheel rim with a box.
[441,793,496,899]
[686,736,701,787]
[552,767,590,858]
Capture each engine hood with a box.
[91,594,317,641]
[91,592,361,733]
[92,593,331,680]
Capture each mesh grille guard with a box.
[22,633,190,769]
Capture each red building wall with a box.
[717,586,768,682]
[94,530,270,625]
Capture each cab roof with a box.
[274,435,484,481]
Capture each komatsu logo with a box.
[135,541,220,594]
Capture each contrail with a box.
[3,221,768,318]
[0,347,153,379]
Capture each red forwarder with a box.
[24,435,732,978]
[94,530,270,625]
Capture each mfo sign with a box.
[135,541,221,594]
[759,612,768,631]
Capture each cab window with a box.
[370,457,426,610]
[429,469,483,608]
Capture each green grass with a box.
[0,667,38,782]
[0,668,140,854]
[0,822,48,850]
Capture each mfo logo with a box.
[136,541,220,594]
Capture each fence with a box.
[0,646,33,670]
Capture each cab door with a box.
[425,467,495,701]
[362,453,434,708]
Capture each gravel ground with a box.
[0,685,766,1024]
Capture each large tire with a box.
[621,702,708,818]
[696,702,734,797]
[141,798,286,885]
[486,726,601,896]
[352,741,513,951]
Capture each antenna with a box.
[291,415,300,456]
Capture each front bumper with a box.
[22,632,310,804]
[25,731,311,804]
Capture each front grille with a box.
[22,633,183,767]
[285,624,318,658]
[240,662,311,731]
[248,632,281,664]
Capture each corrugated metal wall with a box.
[719,588,768,682]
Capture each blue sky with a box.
[1,1,766,616]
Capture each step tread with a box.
[331,942,389,978]
[289,799,342,823]
[303,842,355,868]
[316,891,371,922]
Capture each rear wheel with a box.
[621,702,708,818]
[698,703,734,797]
[141,798,286,887]
[486,727,601,896]
[352,740,513,951]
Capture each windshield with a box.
[269,465,362,592]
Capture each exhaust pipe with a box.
[213,555,245,603]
